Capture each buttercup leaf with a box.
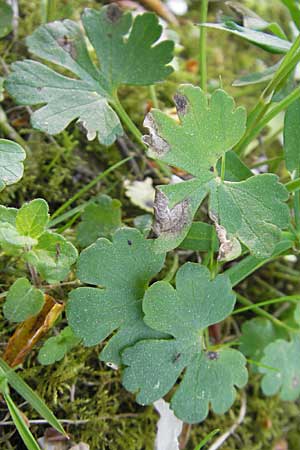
[0,139,26,190]
[240,318,287,367]
[5,5,174,145]
[77,195,122,247]
[38,326,81,365]
[143,85,246,182]
[25,231,78,283]
[209,174,290,258]
[122,263,247,423]
[260,336,300,401]
[16,199,49,239]
[3,278,44,323]
[67,228,166,365]
[142,85,246,252]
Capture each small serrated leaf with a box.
[3,278,44,323]
[16,199,49,239]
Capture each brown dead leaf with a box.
[3,294,64,367]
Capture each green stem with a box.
[50,156,132,220]
[235,36,300,155]
[163,254,179,283]
[112,95,147,149]
[237,84,300,155]
[41,0,57,22]
[220,153,226,181]
[0,107,30,153]
[235,293,295,332]
[233,294,300,315]
[149,85,159,109]
[199,0,209,91]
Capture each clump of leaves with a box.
[0,199,77,283]
[5,4,174,145]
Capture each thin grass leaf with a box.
[4,392,41,450]
[0,357,66,436]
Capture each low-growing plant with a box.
[2,0,300,448]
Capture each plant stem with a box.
[50,156,132,220]
[237,84,300,155]
[199,0,209,91]
[220,153,226,181]
[149,85,159,109]
[235,293,295,332]
[235,35,300,155]
[112,95,147,149]
[41,0,57,23]
[233,294,300,315]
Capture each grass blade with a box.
[0,357,66,436]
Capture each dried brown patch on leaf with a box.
[152,189,190,237]
[106,4,122,23]
[174,93,188,116]
[143,113,170,157]
[209,211,241,262]
[57,35,77,59]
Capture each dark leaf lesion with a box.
[152,189,190,237]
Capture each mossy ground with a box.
[0,0,300,448]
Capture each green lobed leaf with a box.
[5,5,174,145]
[67,228,166,365]
[209,174,290,258]
[142,85,247,253]
[38,326,81,365]
[240,318,287,367]
[143,85,246,182]
[16,198,49,239]
[0,139,26,190]
[3,278,44,323]
[122,263,248,423]
[259,336,300,401]
[77,195,122,247]
[284,99,300,173]
[25,231,78,283]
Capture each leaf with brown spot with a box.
[3,295,64,367]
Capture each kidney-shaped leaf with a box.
[0,139,26,190]
[38,326,81,365]
[5,5,174,145]
[67,228,166,365]
[3,278,44,323]
[122,263,247,423]
[259,336,300,401]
